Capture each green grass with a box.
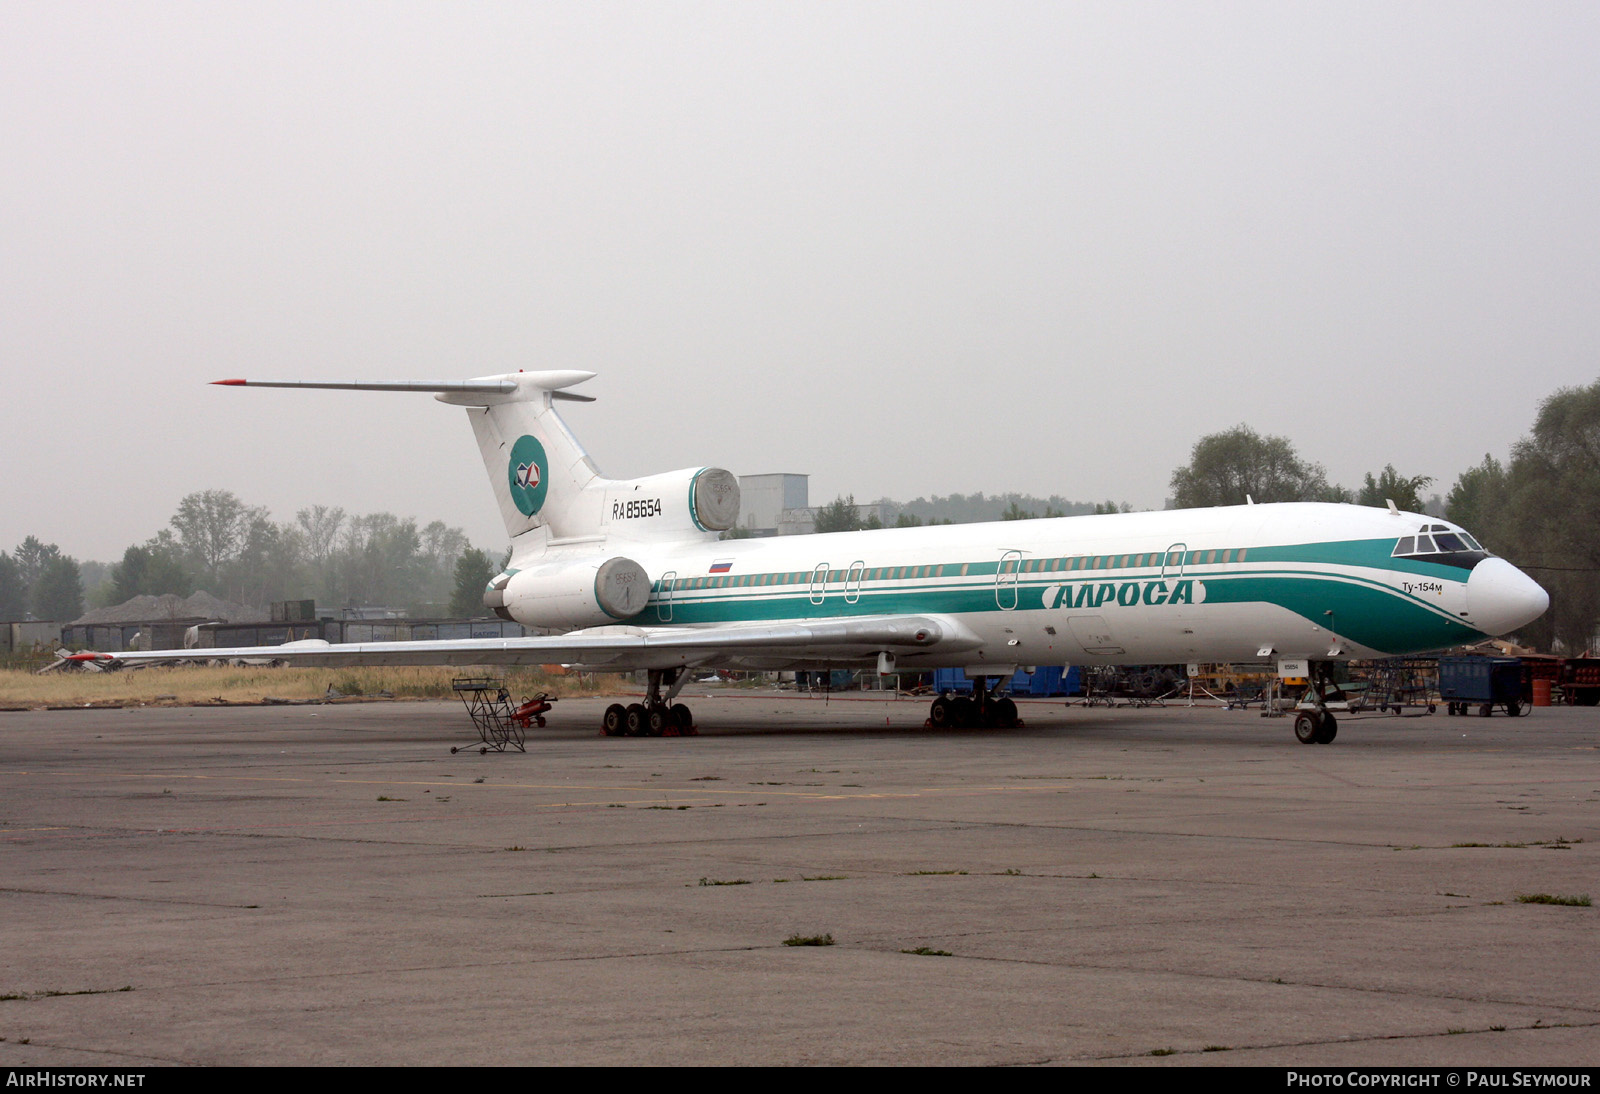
[901,946,953,957]
[697,877,751,886]
[3,663,617,706]
[1515,893,1591,906]
[783,933,835,947]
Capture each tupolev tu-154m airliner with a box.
[74,370,1549,744]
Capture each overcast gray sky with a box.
[4,2,1597,562]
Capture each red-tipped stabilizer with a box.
[211,379,248,385]
[64,652,112,662]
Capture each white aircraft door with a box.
[996,550,1022,610]
[1161,543,1186,582]
[845,561,865,604]
[809,562,830,606]
[657,570,676,622]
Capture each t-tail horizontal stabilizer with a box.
[209,370,736,549]
[210,374,596,402]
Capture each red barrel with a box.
[1532,678,1552,707]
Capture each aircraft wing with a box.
[65,615,980,671]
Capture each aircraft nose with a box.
[1466,557,1550,636]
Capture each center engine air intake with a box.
[690,468,739,531]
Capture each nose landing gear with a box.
[1293,709,1338,744]
[1292,661,1343,744]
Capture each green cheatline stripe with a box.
[640,567,1481,654]
[655,539,1471,593]
[658,564,1466,624]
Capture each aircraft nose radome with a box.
[1467,557,1550,636]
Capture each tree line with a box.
[3,492,501,622]
[0,537,85,622]
[12,378,1598,646]
[1165,381,1600,651]
[802,377,1600,651]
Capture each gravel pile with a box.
[73,591,269,625]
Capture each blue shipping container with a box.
[933,666,1081,697]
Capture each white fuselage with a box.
[508,502,1537,673]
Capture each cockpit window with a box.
[1391,525,1491,568]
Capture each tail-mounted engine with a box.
[485,556,651,629]
[595,467,739,538]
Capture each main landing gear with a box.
[602,667,696,737]
[1292,661,1343,744]
[927,676,1022,730]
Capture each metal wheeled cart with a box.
[1364,657,1438,715]
[1558,657,1600,706]
[450,677,560,753]
[1439,657,1527,717]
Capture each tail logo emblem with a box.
[507,435,550,516]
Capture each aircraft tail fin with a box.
[211,371,739,550]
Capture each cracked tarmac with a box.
[0,692,1595,1065]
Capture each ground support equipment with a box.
[1364,657,1438,715]
[1439,656,1528,717]
[450,677,541,753]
